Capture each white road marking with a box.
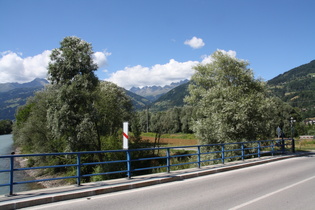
[230,175,315,210]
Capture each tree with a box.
[94,81,133,150]
[13,88,61,153]
[47,36,99,152]
[185,50,278,145]
[0,119,12,135]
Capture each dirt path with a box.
[142,137,198,146]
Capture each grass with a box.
[295,139,315,151]
[141,132,197,140]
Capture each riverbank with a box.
[14,147,70,189]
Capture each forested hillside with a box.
[0,78,48,120]
[267,60,315,118]
[149,82,189,111]
[149,60,315,119]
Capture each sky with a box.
[0,0,314,89]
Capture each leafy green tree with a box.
[0,120,12,135]
[185,50,278,144]
[13,88,63,153]
[94,81,133,150]
[180,106,194,134]
[47,36,99,152]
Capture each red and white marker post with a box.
[123,122,129,149]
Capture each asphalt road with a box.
[24,154,315,210]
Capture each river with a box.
[0,134,43,195]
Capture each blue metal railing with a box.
[0,138,294,195]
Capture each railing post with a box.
[258,142,261,158]
[281,136,285,154]
[197,146,201,168]
[271,140,274,156]
[221,144,225,164]
[292,138,295,153]
[166,148,170,173]
[9,155,14,196]
[241,143,244,161]
[126,150,131,179]
[76,153,81,186]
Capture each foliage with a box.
[46,36,99,152]
[185,50,290,145]
[0,119,12,134]
[12,37,146,182]
[136,106,194,134]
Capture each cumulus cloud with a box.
[184,36,205,49]
[107,59,199,89]
[107,49,237,89]
[93,50,111,68]
[0,50,51,83]
[0,50,110,84]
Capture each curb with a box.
[0,152,308,209]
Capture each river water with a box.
[0,134,42,195]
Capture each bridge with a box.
[0,139,302,209]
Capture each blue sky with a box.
[1,0,314,89]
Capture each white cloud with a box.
[107,49,237,89]
[107,59,199,89]
[0,51,51,83]
[184,36,205,49]
[0,50,110,84]
[93,50,111,68]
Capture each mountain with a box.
[149,60,315,118]
[124,89,151,110]
[267,60,315,118]
[0,78,48,92]
[0,79,49,120]
[0,78,150,120]
[149,82,190,111]
[129,80,189,102]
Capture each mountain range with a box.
[129,79,189,102]
[1,60,315,120]
[0,78,49,120]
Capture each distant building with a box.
[299,135,315,139]
[304,118,315,125]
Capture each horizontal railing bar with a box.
[129,156,167,162]
[82,160,127,166]
[132,165,167,172]
[14,164,77,171]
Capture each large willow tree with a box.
[185,50,278,144]
[47,36,99,152]
[14,37,133,154]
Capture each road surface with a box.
[24,154,315,210]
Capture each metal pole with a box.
[9,155,14,195]
[241,143,244,161]
[197,146,201,168]
[126,150,131,179]
[221,144,225,164]
[76,153,81,186]
[258,142,261,158]
[290,117,296,153]
[166,148,170,173]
